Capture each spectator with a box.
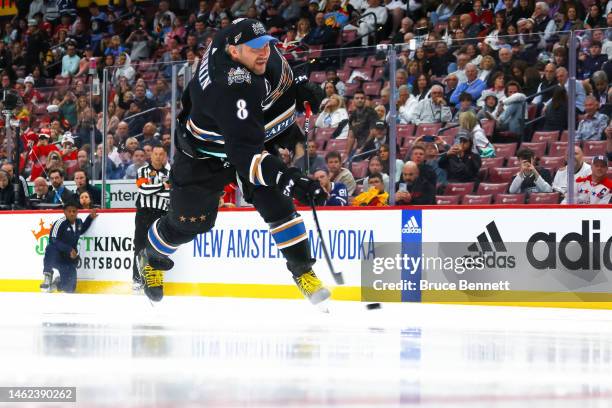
[438,133,481,182]
[374,104,387,121]
[60,42,80,78]
[589,70,609,108]
[78,191,94,209]
[443,74,459,101]
[48,169,73,205]
[553,145,591,199]
[353,173,389,206]
[452,92,478,121]
[579,41,608,79]
[554,66,585,112]
[411,85,452,125]
[125,148,147,179]
[153,0,176,30]
[315,94,349,138]
[458,111,495,157]
[509,147,553,194]
[345,91,378,157]
[0,169,14,208]
[133,83,158,122]
[496,80,527,135]
[430,42,456,77]
[408,143,438,186]
[576,96,608,141]
[112,53,136,86]
[325,151,356,196]
[304,12,336,46]
[541,86,568,132]
[361,121,388,153]
[450,63,487,106]
[76,149,92,179]
[359,0,387,46]
[295,17,311,42]
[73,169,101,206]
[379,144,404,183]
[322,69,346,96]
[28,176,53,207]
[313,168,348,206]
[395,161,436,205]
[532,63,558,105]
[477,91,500,120]
[28,131,60,181]
[607,124,612,161]
[294,140,326,174]
[362,155,390,192]
[573,156,612,204]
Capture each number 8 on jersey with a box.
[236,99,248,120]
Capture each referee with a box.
[133,145,170,289]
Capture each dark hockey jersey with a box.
[180,31,289,187]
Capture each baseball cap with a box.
[38,132,50,139]
[24,75,34,85]
[374,120,386,129]
[47,104,59,113]
[227,18,278,49]
[61,132,74,145]
[592,155,608,165]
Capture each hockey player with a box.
[138,19,329,306]
[40,202,98,293]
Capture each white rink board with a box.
[0,209,400,286]
[421,208,612,242]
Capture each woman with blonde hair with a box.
[458,111,495,158]
[314,93,349,138]
[478,55,496,83]
[296,18,311,42]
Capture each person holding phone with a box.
[509,148,553,195]
[395,162,436,205]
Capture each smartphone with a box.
[398,183,408,192]
[422,135,435,142]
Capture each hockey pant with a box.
[146,151,315,276]
[43,247,77,293]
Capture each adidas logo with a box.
[402,216,421,234]
[468,221,507,253]
[467,221,516,268]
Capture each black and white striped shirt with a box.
[135,163,171,211]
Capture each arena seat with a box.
[480,157,505,169]
[531,131,560,144]
[462,194,493,205]
[488,167,519,183]
[519,142,546,158]
[414,123,442,138]
[444,182,475,196]
[476,182,509,195]
[493,143,518,158]
[436,195,461,205]
[494,193,526,204]
[350,160,369,179]
[528,192,560,204]
[582,140,607,156]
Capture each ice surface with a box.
[1,293,612,407]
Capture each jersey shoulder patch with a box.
[227,66,252,86]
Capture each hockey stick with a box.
[303,102,344,285]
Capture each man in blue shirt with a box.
[48,169,74,205]
[450,63,486,108]
[313,168,348,206]
[40,201,98,293]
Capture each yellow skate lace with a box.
[143,265,164,288]
[296,271,323,296]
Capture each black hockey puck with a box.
[366,303,381,310]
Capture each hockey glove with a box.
[294,75,324,115]
[278,167,327,205]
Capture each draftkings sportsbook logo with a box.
[402,216,421,234]
[32,218,52,255]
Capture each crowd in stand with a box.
[0,0,609,209]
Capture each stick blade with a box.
[332,272,344,285]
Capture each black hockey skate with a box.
[40,272,53,292]
[293,270,331,306]
[137,250,174,302]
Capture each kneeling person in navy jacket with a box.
[40,201,98,293]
